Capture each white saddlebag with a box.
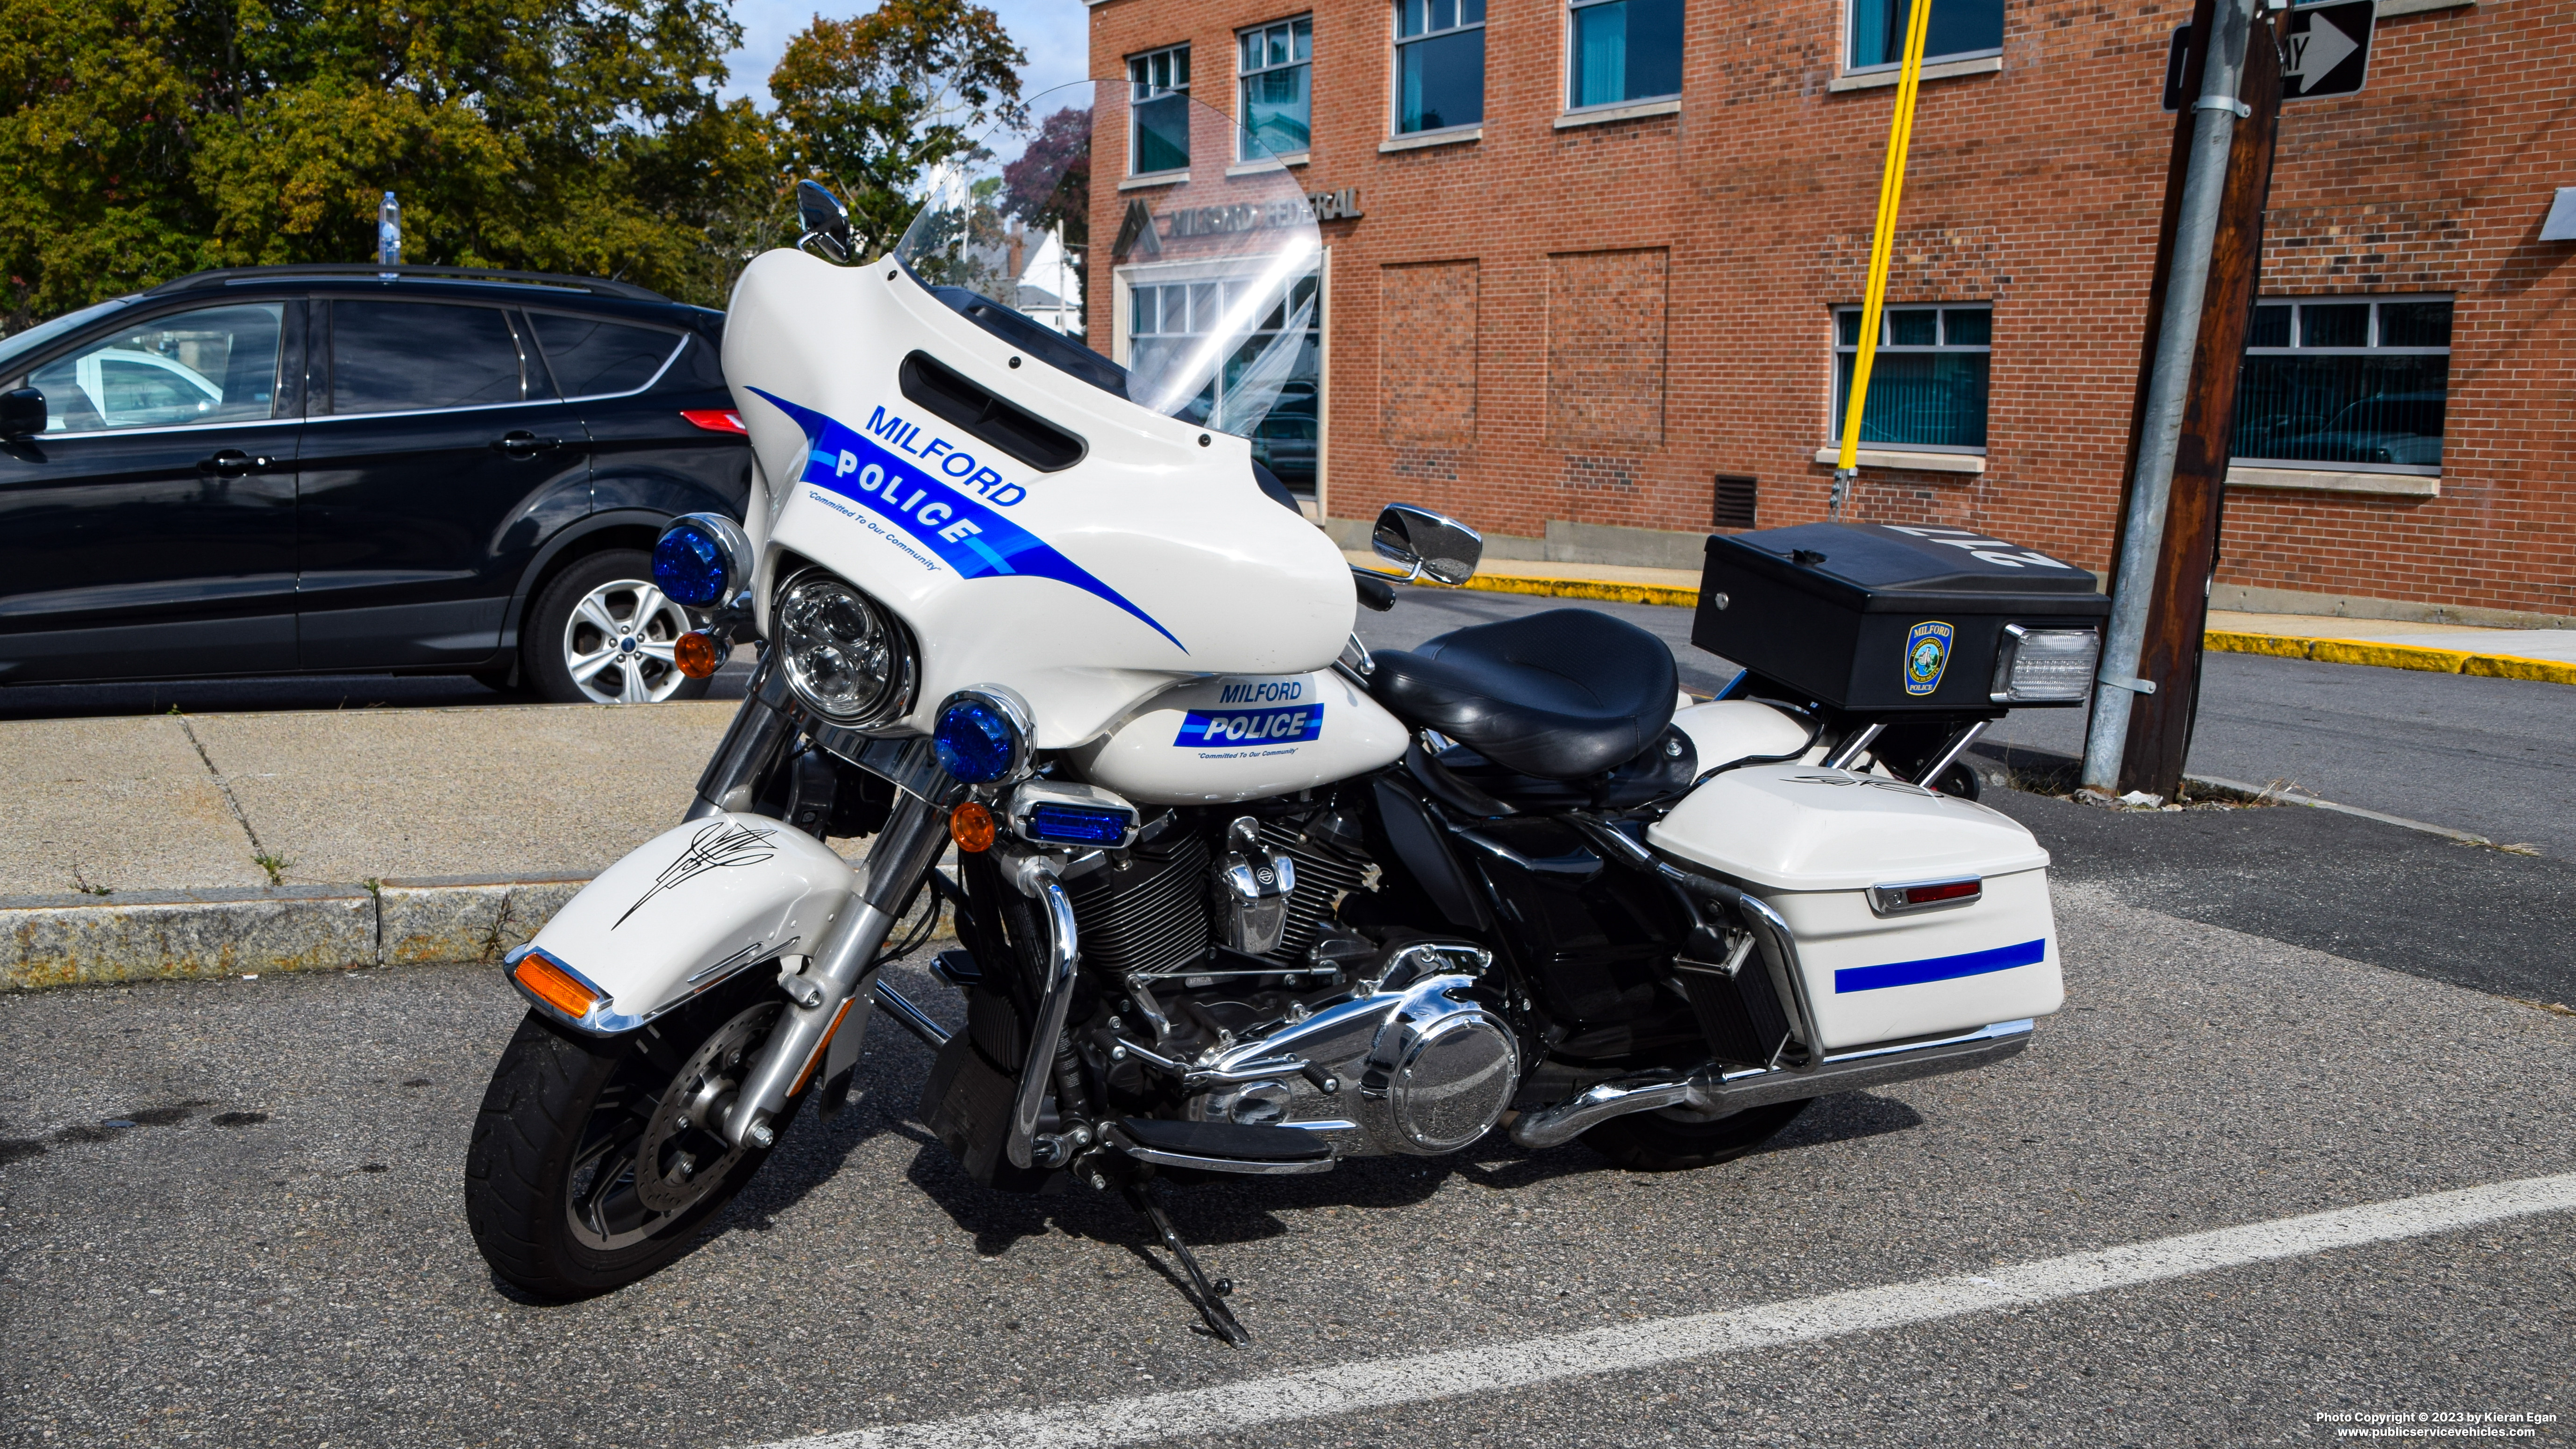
[1647,764,2062,1051]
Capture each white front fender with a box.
[506,814,856,1034]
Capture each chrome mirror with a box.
[796,180,856,264]
[1372,503,1484,586]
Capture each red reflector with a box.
[682,409,747,435]
[1903,879,1982,907]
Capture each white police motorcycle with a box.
[465,84,2097,1343]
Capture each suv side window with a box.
[25,303,287,433]
[330,300,530,414]
[525,313,684,398]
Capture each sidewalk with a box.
[0,702,784,989]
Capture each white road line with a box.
[754,1172,2576,1449]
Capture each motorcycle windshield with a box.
[892,79,1323,443]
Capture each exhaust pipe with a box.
[1510,1018,2035,1149]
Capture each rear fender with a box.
[505,814,855,1034]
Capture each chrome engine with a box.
[1064,808,1520,1160]
[1174,942,1519,1156]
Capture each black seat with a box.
[1368,608,1679,779]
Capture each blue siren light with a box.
[935,697,1021,784]
[1025,803,1131,846]
[652,520,729,608]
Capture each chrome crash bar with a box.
[1509,1018,2036,1149]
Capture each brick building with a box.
[1079,0,2574,624]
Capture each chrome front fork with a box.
[718,749,955,1148]
[687,652,799,821]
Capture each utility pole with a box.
[2118,11,2283,797]
[2080,0,2263,796]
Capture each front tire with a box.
[464,974,800,1298]
[1579,1099,1809,1172]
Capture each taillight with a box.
[682,409,747,435]
[1866,878,1982,915]
[1991,624,2100,704]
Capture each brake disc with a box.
[632,999,780,1213]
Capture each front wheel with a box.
[1578,1099,1809,1172]
[465,974,801,1298]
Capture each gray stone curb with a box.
[0,874,589,991]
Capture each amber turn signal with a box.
[949,801,997,852]
[673,630,722,679]
[514,952,600,1021]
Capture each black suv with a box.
[0,264,751,704]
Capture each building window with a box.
[1832,304,1990,451]
[1129,44,1191,176]
[1395,0,1484,135]
[1847,0,2003,73]
[1240,18,1314,159]
[2233,297,2451,471]
[1569,0,1682,109]
[1129,271,1322,447]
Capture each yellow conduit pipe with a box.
[1833,0,1938,502]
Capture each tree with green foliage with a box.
[0,0,784,328]
[768,0,1026,264]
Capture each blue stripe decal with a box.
[1834,938,2047,994]
[749,388,1184,652]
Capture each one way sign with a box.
[2280,0,2373,101]
[2162,0,2373,110]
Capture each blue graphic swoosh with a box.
[748,388,1185,652]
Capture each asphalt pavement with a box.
[4,580,2572,1447]
[3,849,2569,1447]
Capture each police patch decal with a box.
[1904,621,1955,697]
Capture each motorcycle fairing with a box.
[1073,669,1411,806]
[726,250,1354,748]
[512,813,855,1034]
[749,386,1184,652]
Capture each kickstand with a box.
[1121,1180,1250,1347]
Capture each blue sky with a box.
[718,0,1096,111]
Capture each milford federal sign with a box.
[1114,188,1363,260]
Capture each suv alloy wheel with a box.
[524,549,714,705]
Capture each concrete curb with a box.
[2204,629,2576,685]
[1,871,964,992]
[1,874,585,992]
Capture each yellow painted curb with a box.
[1458,573,1700,608]
[2201,630,2310,661]
[2203,630,2576,686]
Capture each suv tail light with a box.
[682,409,746,435]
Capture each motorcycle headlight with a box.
[773,571,915,726]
